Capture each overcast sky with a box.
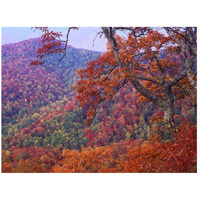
[1,27,107,52]
[1,27,169,53]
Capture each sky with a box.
[1,27,169,53]
[1,27,108,52]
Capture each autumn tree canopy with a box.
[32,27,197,125]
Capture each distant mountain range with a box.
[2,27,107,52]
[2,38,101,125]
[1,37,153,151]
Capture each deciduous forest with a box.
[1,27,197,173]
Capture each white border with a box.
[0,1,199,200]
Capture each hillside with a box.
[2,38,101,124]
[2,38,156,151]
[1,37,197,173]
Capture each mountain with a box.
[1,37,155,152]
[1,37,196,173]
[2,38,101,124]
[2,38,103,150]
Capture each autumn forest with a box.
[1,27,197,173]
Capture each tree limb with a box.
[102,27,163,107]
[93,31,104,47]
[134,75,160,85]
[59,27,78,62]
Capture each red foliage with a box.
[52,121,196,173]
[124,121,196,172]
[2,146,63,173]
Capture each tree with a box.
[74,27,196,124]
[52,146,120,173]
[32,27,197,125]
[164,27,197,90]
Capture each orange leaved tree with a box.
[73,27,196,124]
[32,27,197,125]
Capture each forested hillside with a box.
[2,34,197,173]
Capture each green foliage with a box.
[1,37,197,173]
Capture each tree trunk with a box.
[162,104,174,140]
[162,86,175,125]
[164,106,174,123]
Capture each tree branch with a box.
[153,54,166,85]
[102,27,163,107]
[165,69,187,87]
[165,27,191,44]
[93,31,103,47]
[114,27,149,37]
[59,27,78,62]
[164,27,197,90]
[134,75,160,85]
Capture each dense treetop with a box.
[1,28,197,173]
